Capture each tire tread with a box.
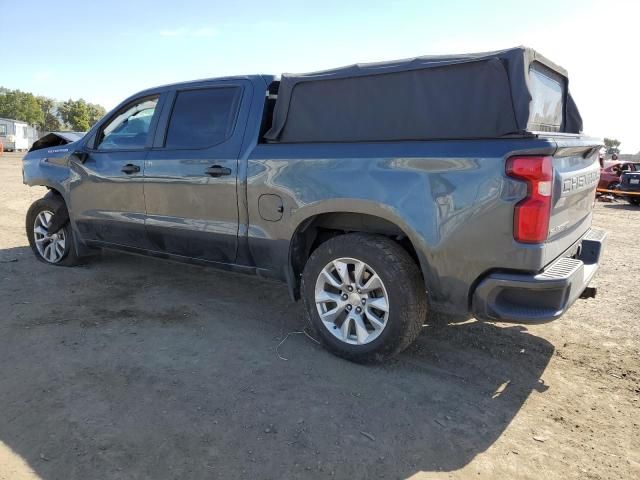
[25,194,80,267]
[301,233,426,362]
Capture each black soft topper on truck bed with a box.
[22,46,605,362]
[264,46,583,142]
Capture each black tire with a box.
[26,194,80,266]
[301,233,427,362]
[629,198,640,206]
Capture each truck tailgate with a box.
[546,136,601,264]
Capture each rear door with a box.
[143,81,251,263]
[69,94,163,248]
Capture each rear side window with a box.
[0,125,6,136]
[528,62,565,132]
[165,87,241,149]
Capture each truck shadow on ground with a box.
[600,202,640,211]
[0,246,554,479]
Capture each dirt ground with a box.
[0,151,638,480]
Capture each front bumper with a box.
[472,228,606,323]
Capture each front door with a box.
[143,82,250,263]
[69,94,162,249]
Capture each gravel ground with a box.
[1,152,638,479]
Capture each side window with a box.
[97,96,159,150]
[0,125,6,136]
[165,87,241,149]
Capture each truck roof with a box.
[135,74,277,97]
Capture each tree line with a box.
[0,87,106,132]
[603,138,621,155]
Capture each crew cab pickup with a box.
[22,47,606,361]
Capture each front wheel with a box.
[301,233,426,362]
[26,195,80,266]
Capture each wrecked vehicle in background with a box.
[21,47,606,362]
[598,160,640,191]
[618,170,640,206]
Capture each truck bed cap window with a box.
[528,62,564,132]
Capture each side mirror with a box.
[72,151,89,163]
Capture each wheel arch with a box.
[287,202,430,300]
[43,185,65,200]
[27,182,91,258]
[25,176,69,204]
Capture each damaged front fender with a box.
[29,132,86,152]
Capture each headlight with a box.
[6,135,15,142]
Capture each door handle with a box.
[121,164,141,174]
[205,165,232,177]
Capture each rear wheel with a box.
[301,233,426,362]
[26,195,80,266]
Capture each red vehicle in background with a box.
[599,160,640,190]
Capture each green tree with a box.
[604,138,621,155]
[1,86,106,132]
[0,89,44,126]
[36,96,63,132]
[58,99,91,131]
[87,102,107,126]
[59,99,107,131]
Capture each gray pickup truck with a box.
[22,47,605,361]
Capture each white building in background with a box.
[0,117,38,152]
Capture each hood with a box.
[29,131,86,152]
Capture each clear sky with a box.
[1,0,638,152]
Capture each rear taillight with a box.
[506,156,553,244]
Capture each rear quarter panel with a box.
[245,138,558,316]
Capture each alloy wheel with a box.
[33,210,66,263]
[314,257,389,345]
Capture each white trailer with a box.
[0,117,37,152]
